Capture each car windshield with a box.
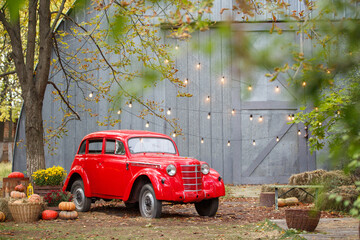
[128,137,176,154]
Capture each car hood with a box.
[129,154,202,166]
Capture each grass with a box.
[0,162,12,179]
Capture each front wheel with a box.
[195,198,219,217]
[139,184,162,218]
[71,180,92,212]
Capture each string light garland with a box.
[196,63,201,69]
[291,114,295,121]
[207,112,211,119]
[184,78,188,85]
[128,101,132,108]
[117,109,122,115]
[276,136,279,142]
[298,130,301,135]
[253,140,256,146]
[227,141,231,147]
[221,76,225,84]
[145,121,149,128]
[206,96,210,101]
[258,115,263,122]
[172,132,176,137]
[89,92,93,98]
[232,109,235,115]
[167,108,171,115]
[201,138,204,144]
[250,114,253,121]
[275,86,280,92]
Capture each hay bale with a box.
[287,170,327,203]
[321,170,353,189]
[316,185,359,212]
[0,198,13,221]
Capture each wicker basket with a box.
[285,209,321,232]
[8,202,43,223]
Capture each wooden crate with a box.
[2,177,29,198]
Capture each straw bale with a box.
[0,198,13,221]
[316,185,359,212]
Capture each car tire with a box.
[71,180,92,212]
[195,198,219,217]
[139,184,162,218]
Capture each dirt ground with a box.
[0,185,358,239]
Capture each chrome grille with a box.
[181,165,202,192]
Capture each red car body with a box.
[63,130,225,218]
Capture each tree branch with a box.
[47,81,81,120]
[50,0,66,33]
[0,70,16,78]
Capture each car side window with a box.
[115,140,125,155]
[78,140,86,154]
[88,139,103,154]
[105,140,116,154]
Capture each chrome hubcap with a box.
[142,191,154,217]
[74,188,84,207]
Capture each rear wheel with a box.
[195,198,219,217]
[71,180,91,212]
[139,184,162,218]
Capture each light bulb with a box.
[315,107,318,112]
[172,132,176,137]
[250,114,253,121]
[145,121,149,128]
[221,76,225,84]
[227,141,231,147]
[298,130,301,135]
[275,86,280,92]
[276,136,279,142]
[207,112,211,119]
[184,78,188,85]
[206,96,210,101]
[302,81,306,87]
[252,140,256,146]
[319,122,322,126]
[291,114,295,121]
[167,108,171,115]
[197,63,201,69]
[201,138,204,144]
[175,45,179,50]
[337,110,340,115]
[288,114,292,121]
[248,85,252,91]
[164,59,169,64]
[232,109,235,115]
[117,109,122,115]
[89,92,93,98]
[327,70,331,74]
[258,115,263,122]
[128,101,132,108]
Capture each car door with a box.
[99,139,128,197]
[84,138,104,195]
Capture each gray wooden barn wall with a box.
[14,0,346,184]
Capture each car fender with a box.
[202,169,226,198]
[63,166,91,197]
[123,168,171,201]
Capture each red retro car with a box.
[63,130,225,218]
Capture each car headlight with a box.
[201,163,210,175]
[166,164,176,176]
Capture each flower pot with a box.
[285,209,321,232]
[34,185,63,197]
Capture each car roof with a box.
[83,130,171,141]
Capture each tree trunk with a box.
[23,87,46,178]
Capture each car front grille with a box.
[180,164,202,192]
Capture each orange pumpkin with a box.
[10,191,26,199]
[59,211,78,220]
[8,172,24,178]
[15,184,26,192]
[42,210,58,220]
[277,198,286,207]
[58,202,76,211]
[28,194,42,203]
[0,211,5,222]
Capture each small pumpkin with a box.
[42,210,58,220]
[0,211,5,222]
[8,172,25,178]
[284,197,299,206]
[10,191,26,199]
[28,194,42,203]
[58,202,76,211]
[277,198,286,207]
[59,211,78,220]
[15,184,26,192]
